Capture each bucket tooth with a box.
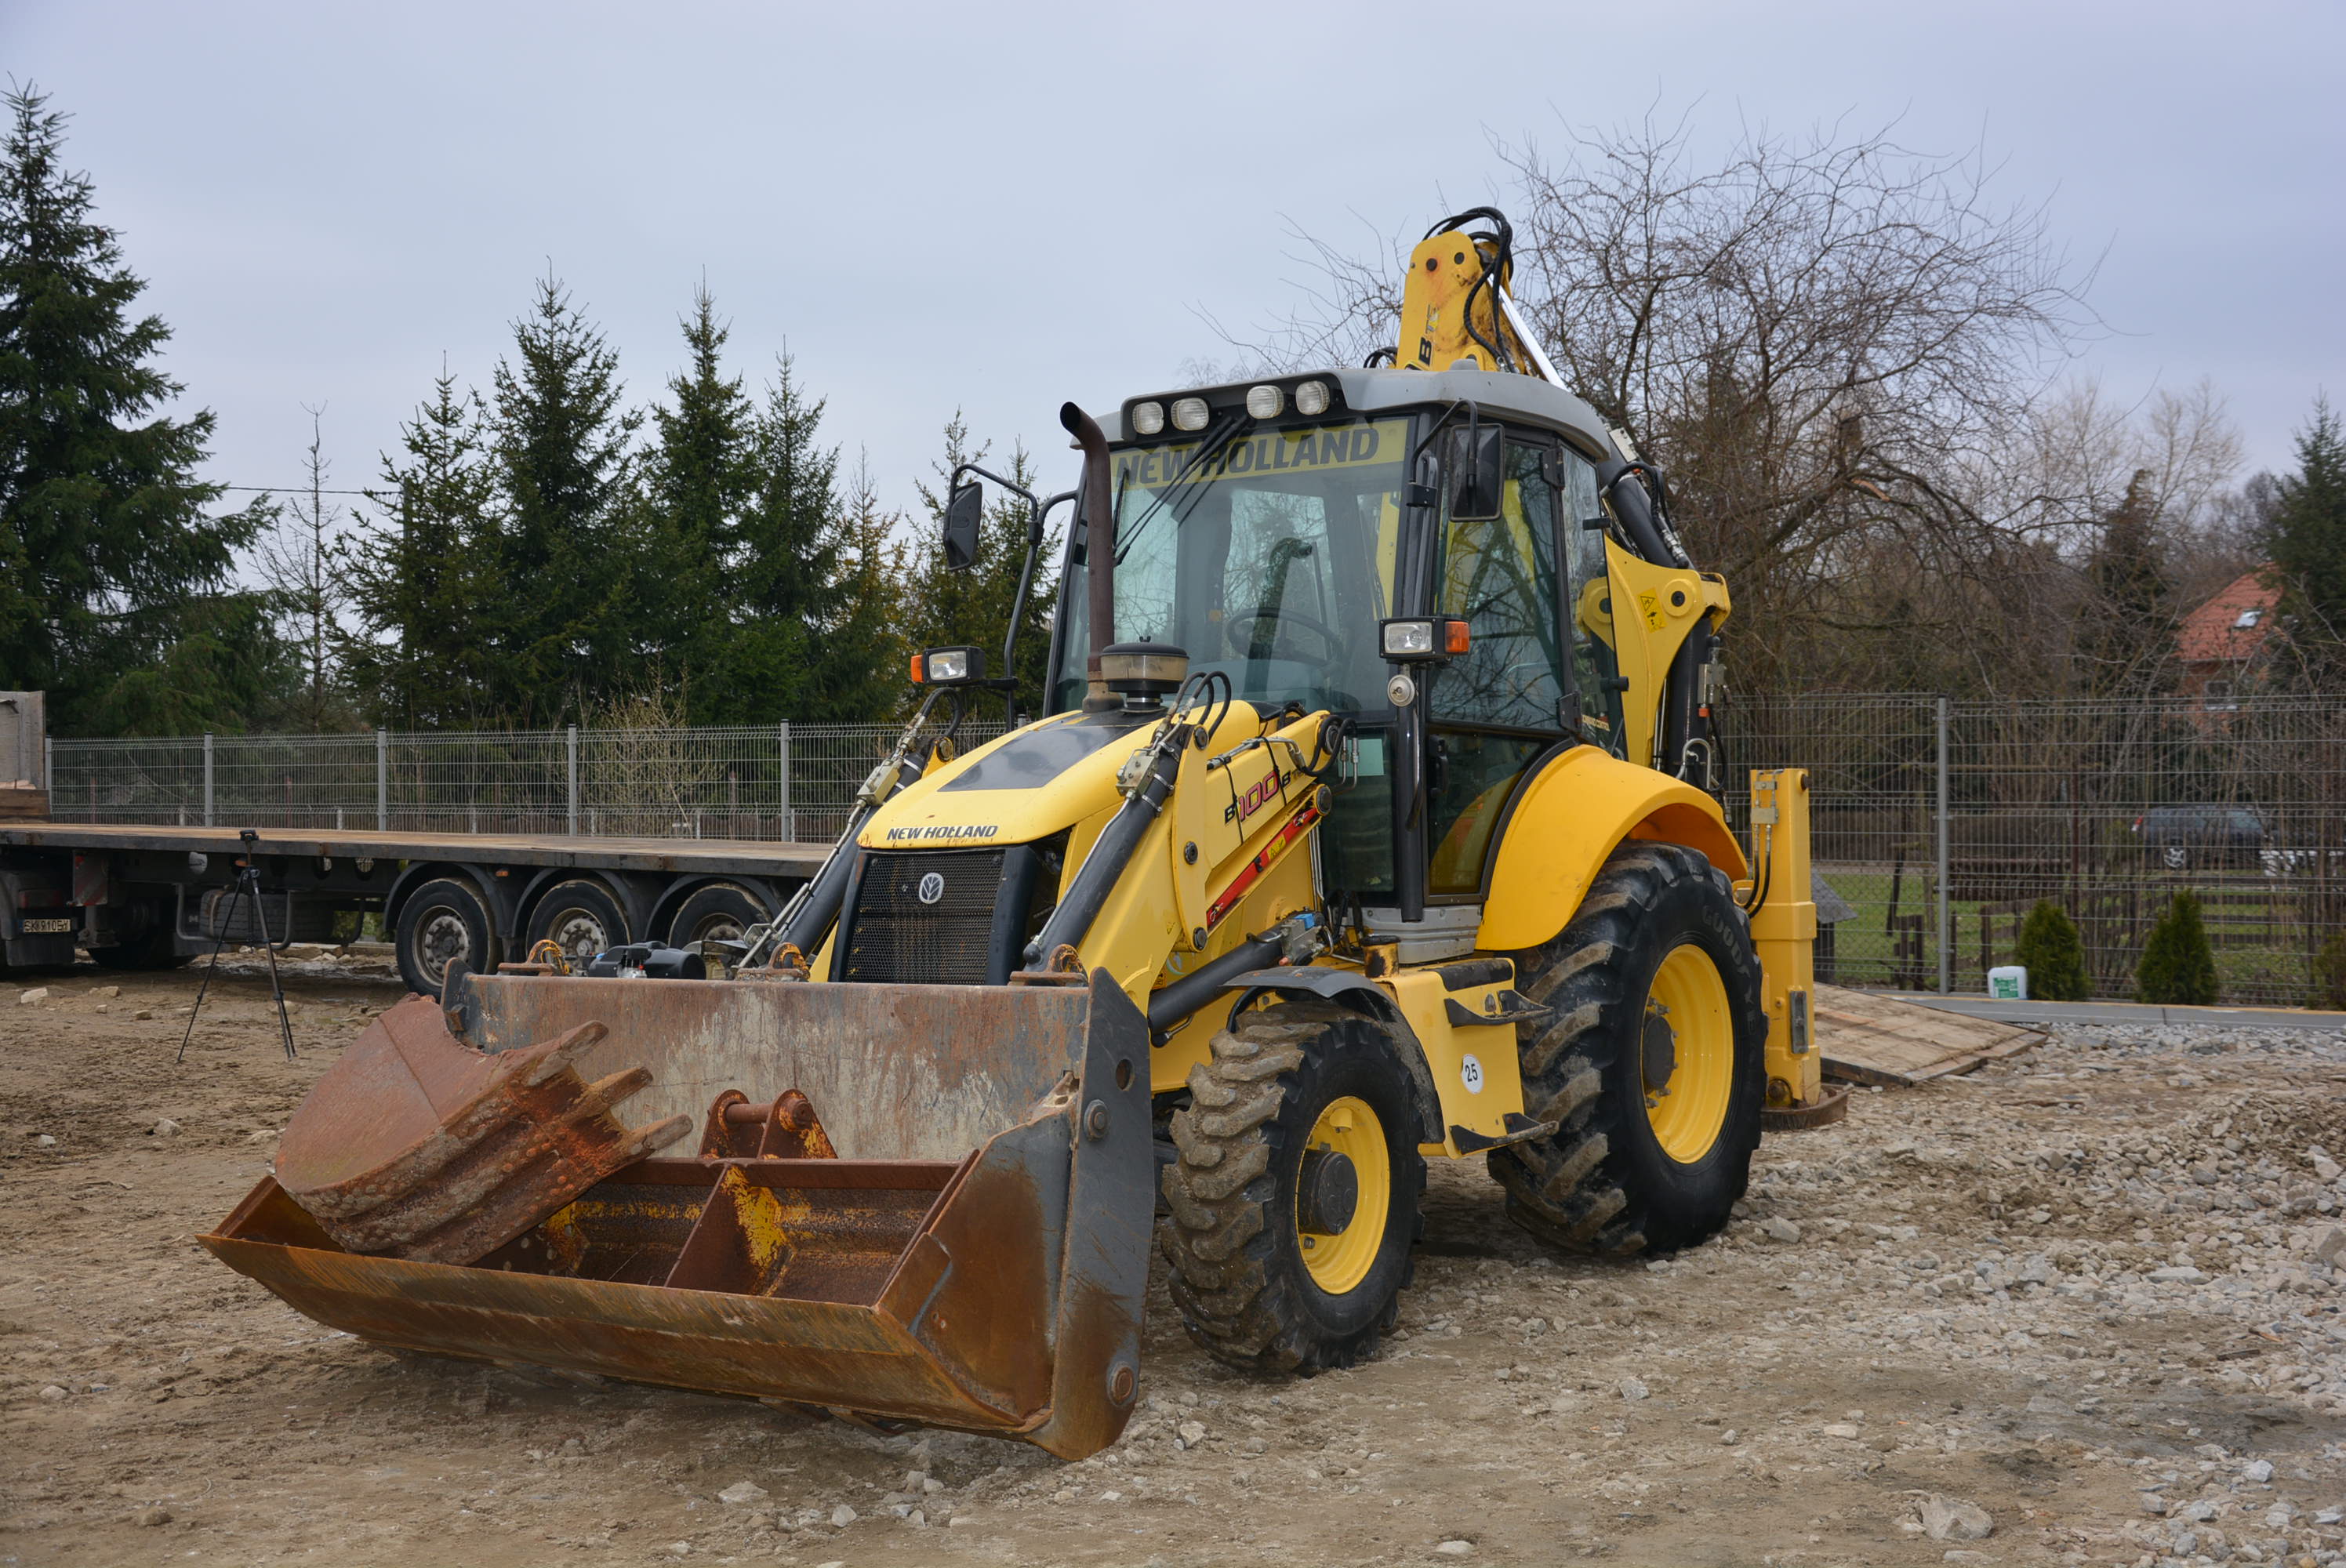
[271,993,690,1265]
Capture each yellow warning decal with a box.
[1638,590,1665,632]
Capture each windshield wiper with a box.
[1113,409,1253,566]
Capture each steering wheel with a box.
[1222,604,1344,664]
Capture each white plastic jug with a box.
[1988,965,2027,1000]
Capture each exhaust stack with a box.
[1060,401,1117,711]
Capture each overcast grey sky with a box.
[9,1,2341,528]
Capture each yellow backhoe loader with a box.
[202,208,1828,1460]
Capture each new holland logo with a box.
[916,872,946,906]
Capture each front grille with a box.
[839,849,1009,985]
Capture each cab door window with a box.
[1431,441,1567,731]
[1423,440,1569,895]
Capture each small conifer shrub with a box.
[2311,933,2345,1012]
[2136,890,2220,1006]
[2014,899,2090,1000]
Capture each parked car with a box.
[2130,804,2267,870]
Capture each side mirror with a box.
[942,481,984,572]
[1450,424,1505,520]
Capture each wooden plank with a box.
[0,789,48,821]
[1815,983,2039,1087]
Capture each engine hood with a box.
[859,703,1268,851]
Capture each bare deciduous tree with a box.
[1265,115,2115,691]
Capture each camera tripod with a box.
[176,828,298,1064]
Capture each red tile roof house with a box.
[2177,568,2282,711]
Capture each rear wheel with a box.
[395,877,496,996]
[528,880,626,965]
[1159,1000,1425,1372]
[1490,842,1764,1255]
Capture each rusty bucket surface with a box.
[200,970,1154,1458]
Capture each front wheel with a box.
[1491,842,1765,1254]
[1160,1000,1425,1372]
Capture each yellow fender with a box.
[1477,745,1749,953]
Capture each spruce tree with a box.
[641,286,751,693]
[337,370,500,728]
[821,455,912,720]
[2014,898,2089,1000]
[0,83,277,734]
[2136,889,2219,1005]
[700,357,904,724]
[2079,470,2170,696]
[2262,397,2346,682]
[485,274,640,725]
[906,416,1061,723]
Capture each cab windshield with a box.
[1050,419,1407,713]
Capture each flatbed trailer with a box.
[0,818,826,995]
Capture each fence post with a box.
[202,731,214,826]
[567,724,580,836]
[375,728,389,830]
[42,731,51,798]
[1934,695,1950,995]
[778,721,792,842]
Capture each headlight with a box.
[1381,620,1434,657]
[1130,401,1165,436]
[1171,397,1210,431]
[1245,384,1284,419]
[914,646,983,685]
[1293,379,1331,416]
[1379,618,1470,661]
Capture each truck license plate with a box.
[20,917,73,934]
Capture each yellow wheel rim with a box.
[1642,942,1734,1163]
[1296,1095,1389,1295]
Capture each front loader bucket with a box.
[198,971,1155,1459]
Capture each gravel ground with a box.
[5,962,2346,1566]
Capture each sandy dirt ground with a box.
[7,957,2346,1568]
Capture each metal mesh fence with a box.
[46,722,1008,844]
[1722,696,1944,992]
[43,697,2346,1005]
[1725,694,2346,1006]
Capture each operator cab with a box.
[1044,366,1643,949]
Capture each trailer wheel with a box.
[527,880,626,964]
[668,883,764,949]
[395,877,496,996]
[1490,842,1764,1255]
[1159,1000,1424,1373]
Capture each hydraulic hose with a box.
[1144,929,1284,1035]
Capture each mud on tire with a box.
[1159,1000,1425,1373]
[1490,842,1766,1255]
